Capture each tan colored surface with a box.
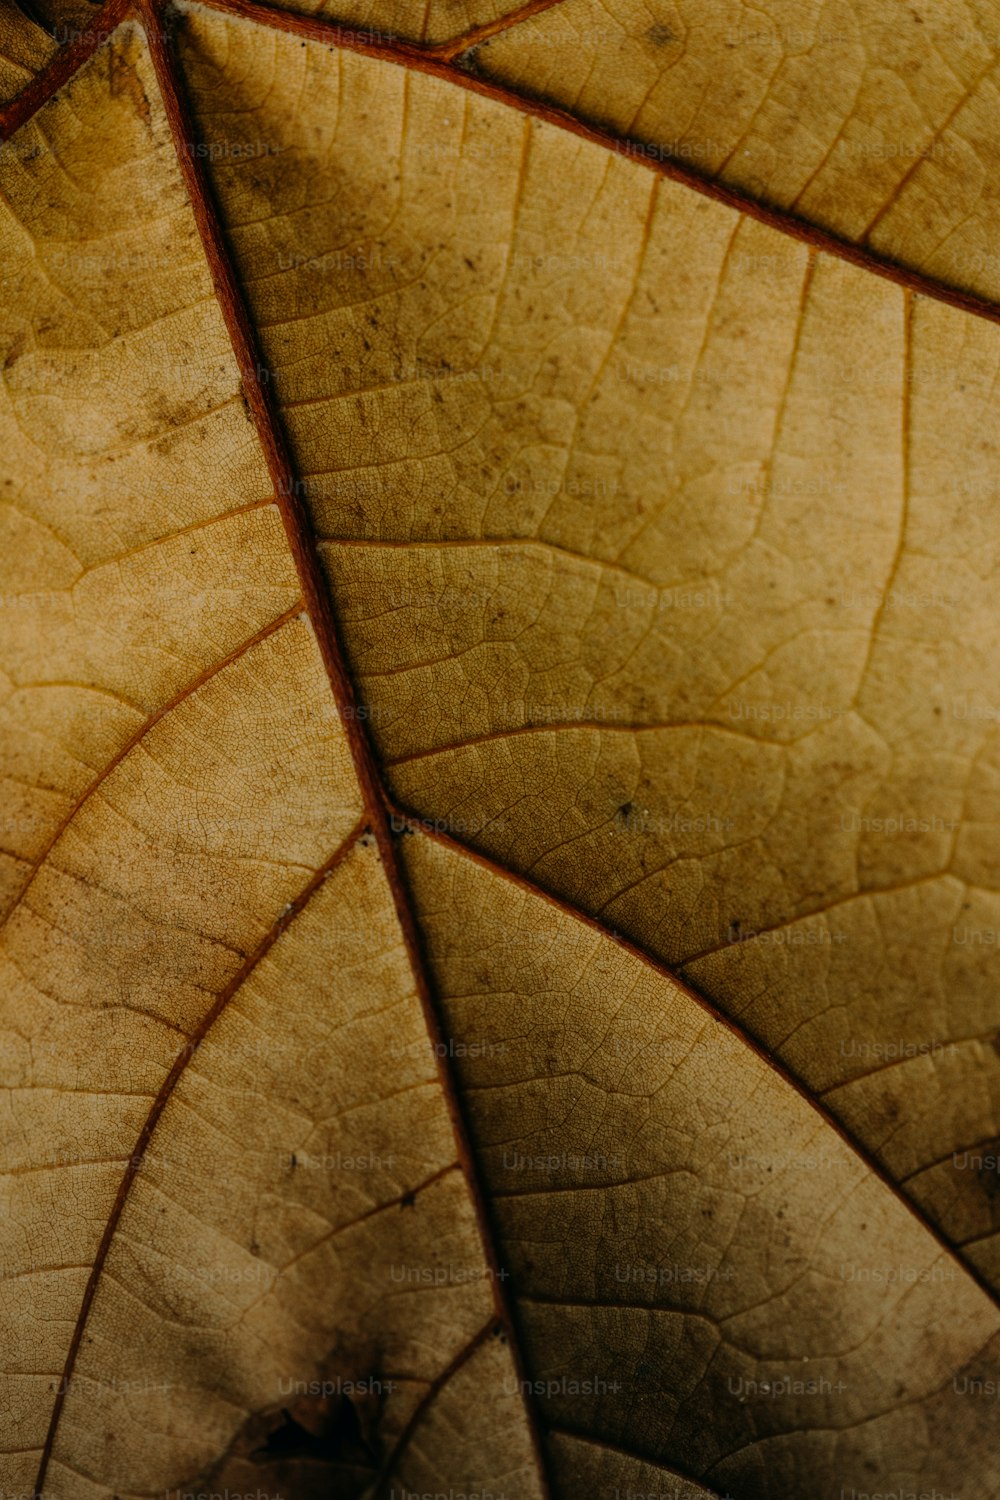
[2,3,1000,1495]
[476,0,1000,305]
[409,832,1000,1493]
[180,5,1000,1294]
[0,24,303,919]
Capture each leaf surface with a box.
[2,4,1000,1498]
[470,0,1000,309]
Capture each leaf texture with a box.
[2,2,1000,1498]
[0,2,53,103]
[469,0,1000,308]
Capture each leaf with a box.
[2,3,1000,1498]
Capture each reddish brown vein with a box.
[1,599,303,942]
[0,0,128,133]
[31,817,366,1499]
[382,715,780,768]
[426,0,568,62]
[138,3,554,1490]
[385,796,1000,1317]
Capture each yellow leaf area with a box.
[0,1,53,102]
[2,3,1000,1497]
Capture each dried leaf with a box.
[3,4,1000,1498]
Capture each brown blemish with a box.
[109,35,152,125]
